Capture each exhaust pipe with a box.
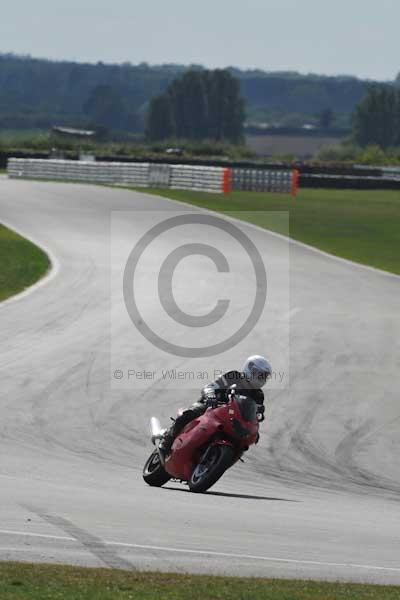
[150,417,165,445]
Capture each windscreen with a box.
[235,395,258,422]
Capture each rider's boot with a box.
[158,409,197,460]
[158,430,174,461]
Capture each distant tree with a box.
[146,95,174,140]
[319,108,335,129]
[353,85,400,148]
[181,70,208,139]
[146,69,244,143]
[83,85,126,130]
[358,144,388,165]
[206,70,245,142]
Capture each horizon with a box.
[0,51,391,83]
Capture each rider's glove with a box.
[205,390,218,409]
[257,405,265,422]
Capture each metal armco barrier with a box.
[7,159,150,186]
[7,159,226,194]
[148,164,171,187]
[231,168,298,195]
[7,159,299,195]
[169,165,226,193]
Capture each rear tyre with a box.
[143,450,171,487]
[189,445,235,493]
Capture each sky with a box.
[1,0,399,81]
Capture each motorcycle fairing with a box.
[165,406,230,480]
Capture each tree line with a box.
[353,85,400,148]
[0,53,369,132]
[146,69,244,142]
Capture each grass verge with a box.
[0,224,50,301]
[131,188,400,275]
[1,563,399,600]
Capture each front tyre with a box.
[143,450,171,487]
[189,445,235,493]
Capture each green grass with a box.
[0,130,254,160]
[0,224,50,301]
[0,563,399,600]
[133,188,400,275]
[0,129,50,150]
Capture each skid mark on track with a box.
[287,394,350,481]
[335,419,400,494]
[21,504,135,571]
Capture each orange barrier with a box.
[291,168,300,196]
[222,168,232,194]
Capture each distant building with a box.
[302,124,317,131]
[51,126,96,138]
[50,127,97,161]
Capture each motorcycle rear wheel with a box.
[143,449,171,487]
[189,445,235,493]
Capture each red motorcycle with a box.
[143,392,260,493]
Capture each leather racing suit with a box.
[159,370,266,455]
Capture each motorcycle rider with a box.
[158,355,272,459]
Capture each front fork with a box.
[200,439,239,466]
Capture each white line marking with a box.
[153,192,400,281]
[2,182,398,314]
[4,180,400,288]
[0,529,74,543]
[107,542,400,573]
[1,529,399,573]
[0,216,60,309]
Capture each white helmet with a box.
[243,355,272,387]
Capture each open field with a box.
[0,130,253,161]
[0,223,50,301]
[0,129,50,149]
[134,188,400,275]
[1,563,400,600]
[245,134,344,158]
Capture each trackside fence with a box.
[7,158,299,195]
[231,168,297,195]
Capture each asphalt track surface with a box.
[1,178,400,584]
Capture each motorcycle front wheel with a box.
[143,449,171,487]
[189,444,235,493]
